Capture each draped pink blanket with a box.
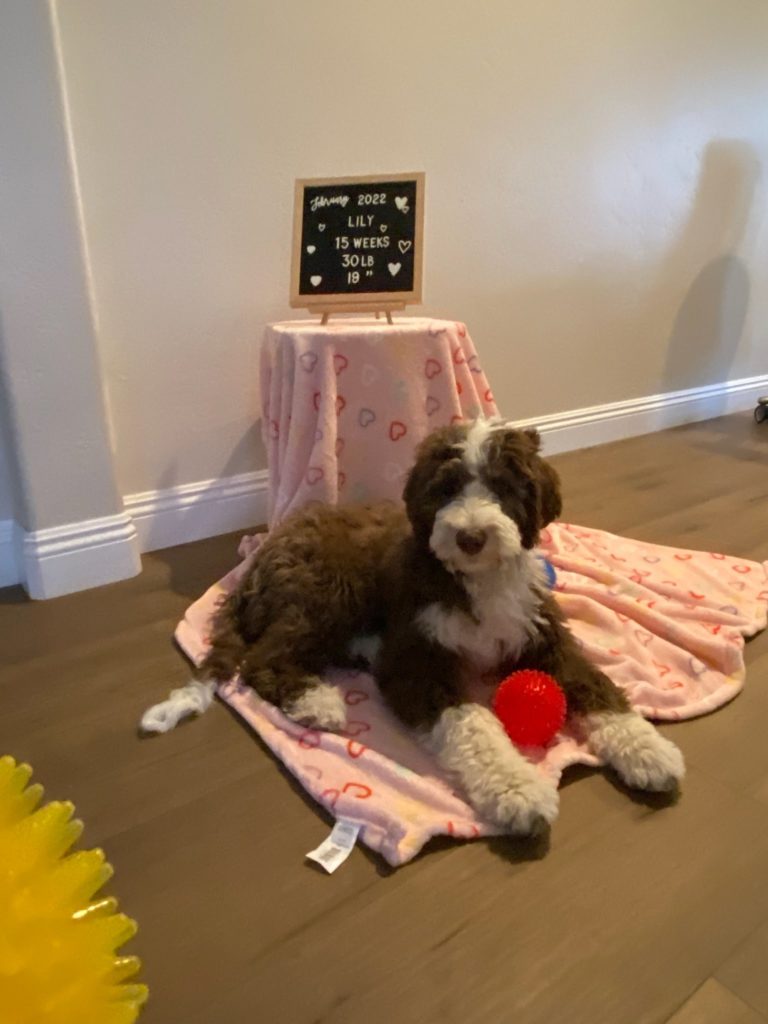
[175,525,768,867]
[260,318,497,522]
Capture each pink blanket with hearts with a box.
[175,524,768,867]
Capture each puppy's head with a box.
[403,420,561,575]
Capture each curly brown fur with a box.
[200,419,681,829]
[200,502,406,710]
[511,597,630,716]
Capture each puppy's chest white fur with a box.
[417,570,544,673]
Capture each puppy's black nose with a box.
[456,528,487,555]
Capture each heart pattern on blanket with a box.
[341,721,371,738]
[198,513,767,868]
[322,788,340,810]
[242,317,768,867]
[299,729,321,749]
[343,782,373,799]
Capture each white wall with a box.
[0,0,140,597]
[0,419,17,521]
[56,0,768,498]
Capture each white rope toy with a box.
[140,680,215,734]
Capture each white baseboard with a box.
[0,519,19,589]
[19,512,141,600]
[516,373,768,456]
[3,373,765,597]
[124,469,269,554]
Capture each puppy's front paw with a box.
[285,682,348,731]
[587,712,685,792]
[483,769,560,835]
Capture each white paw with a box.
[426,703,559,835]
[484,768,560,835]
[285,682,348,731]
[587,712,685,792]
[140,679,215,734]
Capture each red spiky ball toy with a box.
[492,670,567,747]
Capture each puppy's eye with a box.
[434,459,468,499]
[438,475,463,499]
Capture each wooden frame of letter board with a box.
[290,172,425,318]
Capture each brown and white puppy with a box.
[199,420,684,834]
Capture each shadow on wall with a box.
[661,139,760,396]
[145,418,265,599]
[0,312,27,527]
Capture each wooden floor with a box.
[1,412,767,1024]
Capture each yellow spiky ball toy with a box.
[0,756,148,1023]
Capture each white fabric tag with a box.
[306,820,361,873]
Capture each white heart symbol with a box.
[306,245,316,254]
[394,197,409,212]
[398,240,412,254]
[318,224,326,232]
[310,275,322,287]
[379,224,388,233]
[388,262,401,277]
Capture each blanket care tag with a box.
[306,820,361,873]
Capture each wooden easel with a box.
[317,302,405,326]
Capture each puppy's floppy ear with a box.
[536,460,562,527]
[523,427,542,452]
[519,427,560,526]
[402,426,463,534]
